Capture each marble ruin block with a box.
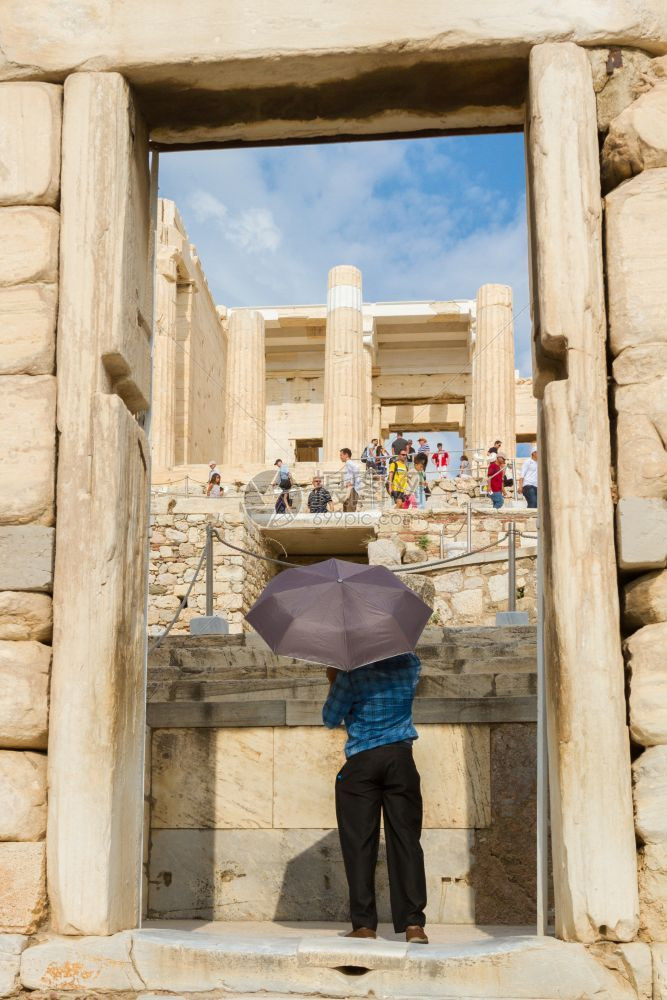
[0,843,45,934]
[0,641,49,750]
[0,752,46,841]
[0,284,57,375]
[617,498,667,572]
[0,375,55,526]
[0,82,61,206]
[0,526,53,593]
[613,346,667,499]
[626,623,667,746]
[633,745,667,844]
[623,569,667,630]
[151,728,274,829]
[639,843,667,942]
[602,81,667,189]
[0,593,52,642]
[606,168,667,356]
[0,208,58,286]
[0,934,26,1000]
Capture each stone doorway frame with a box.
[46,42,638,945]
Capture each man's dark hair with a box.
[274,459,282,466]
[340,447,352,458]
[437,442,442,447]
[395,430,404,436]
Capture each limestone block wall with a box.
[0,81,61,936]
[147,720,537,924]
[601,55,667,943]
[265,376,324,461]
[149,497,275,635]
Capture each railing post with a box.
[185,475,189,497]
[466,501,473,554]
[205,522,214,617]
[508,520,516,611]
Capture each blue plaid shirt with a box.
[322,653,421,758]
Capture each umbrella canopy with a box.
[245,558,433,670]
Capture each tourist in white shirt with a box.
[519,447,538,508]
[340,447,363,512]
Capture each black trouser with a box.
[335,741,427,932]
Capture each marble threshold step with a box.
[19,923,641,999]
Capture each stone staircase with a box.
[146,626,537,727]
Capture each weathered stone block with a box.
[0,592,52,642]
[0,375,55,525]
[0,641,49,750]
[638,842,667,941]
[148,827,472,923]
[654,941,667,997]
[395,572,434,608]
[616,412,667,499]
[623,569,667,629]
[589,48,656,132]
[367,538,405,566]
[617,497,667,572]
[613,345,667,499]
[0,526,53,592]
[626,623,667,746]
[0,842,45,933]
[0,284,57,375]
[20,931,143,993]
[416,725,491,829]
[602,81,667,189]
[450,588,484,620]
[0,208,59,287]
[0,83,61,206]
[0,934,27,999]
[606,169,667,356]
[152,728,273,829]
[0,751,46,841]
[273,727,344,829]
[633,745,667,843]
[48,391,149,933]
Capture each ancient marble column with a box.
[223,309,265,464]
[526,41,639,942]
[322,265,364,460]
[471,284,516,458]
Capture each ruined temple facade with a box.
[151,200,537,472]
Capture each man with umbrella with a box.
[322,654,428,943]
[245,557,431,944]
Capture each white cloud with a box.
[158,138,532,373]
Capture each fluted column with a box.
[223,309,265,464]
[323,265,364,460]
[471,284,516,457]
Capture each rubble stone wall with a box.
[0,81,61,939]
[149,496,276,635]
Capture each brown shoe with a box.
[346,927,377,939]
[406,925,428,944]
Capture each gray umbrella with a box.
[245,557,433,670]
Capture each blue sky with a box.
[157,133,530,374]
